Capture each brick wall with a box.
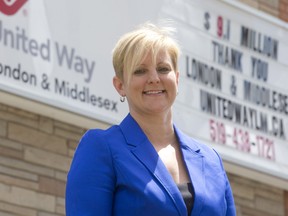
[229,173,286,216]
[237,0,288,22]
[0,103,86,216]
[279,0,288,21]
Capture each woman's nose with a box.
[147,70,160,83]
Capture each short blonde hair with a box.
[112,22,180,81]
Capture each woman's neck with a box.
[130,110,176,148]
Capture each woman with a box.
[65,22,236,216]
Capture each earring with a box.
[120,96,126,102]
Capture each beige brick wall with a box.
[0,103,86,216]
[229,173,286,216]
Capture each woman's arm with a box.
[65,129,116,216]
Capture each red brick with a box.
[279,2,288,12]
[279,12,288,21]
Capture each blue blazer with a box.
[66,114,236,216]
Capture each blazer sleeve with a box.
[65,129,116,216]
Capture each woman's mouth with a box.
[143,90,165,95]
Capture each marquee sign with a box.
[168,0,288,179]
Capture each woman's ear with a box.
[113,76,125,96]
[176,71,180,85]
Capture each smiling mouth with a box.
[143,90,166,95]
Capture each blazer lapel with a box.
[175,127,205,215]
[120,114,187,216]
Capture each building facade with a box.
[0,0,287,215]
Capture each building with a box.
[0,0,287,215]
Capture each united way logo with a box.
[0,0,28,15]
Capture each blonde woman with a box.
[66,22,236,216]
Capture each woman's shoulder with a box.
[83,125,120,138]
[71,125,122,164]
[78,125,122,148]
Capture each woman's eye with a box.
[157,67,171,73]
[133,69,146,75]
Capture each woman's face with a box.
[116,49,179,116]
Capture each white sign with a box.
[0,0,287,180]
